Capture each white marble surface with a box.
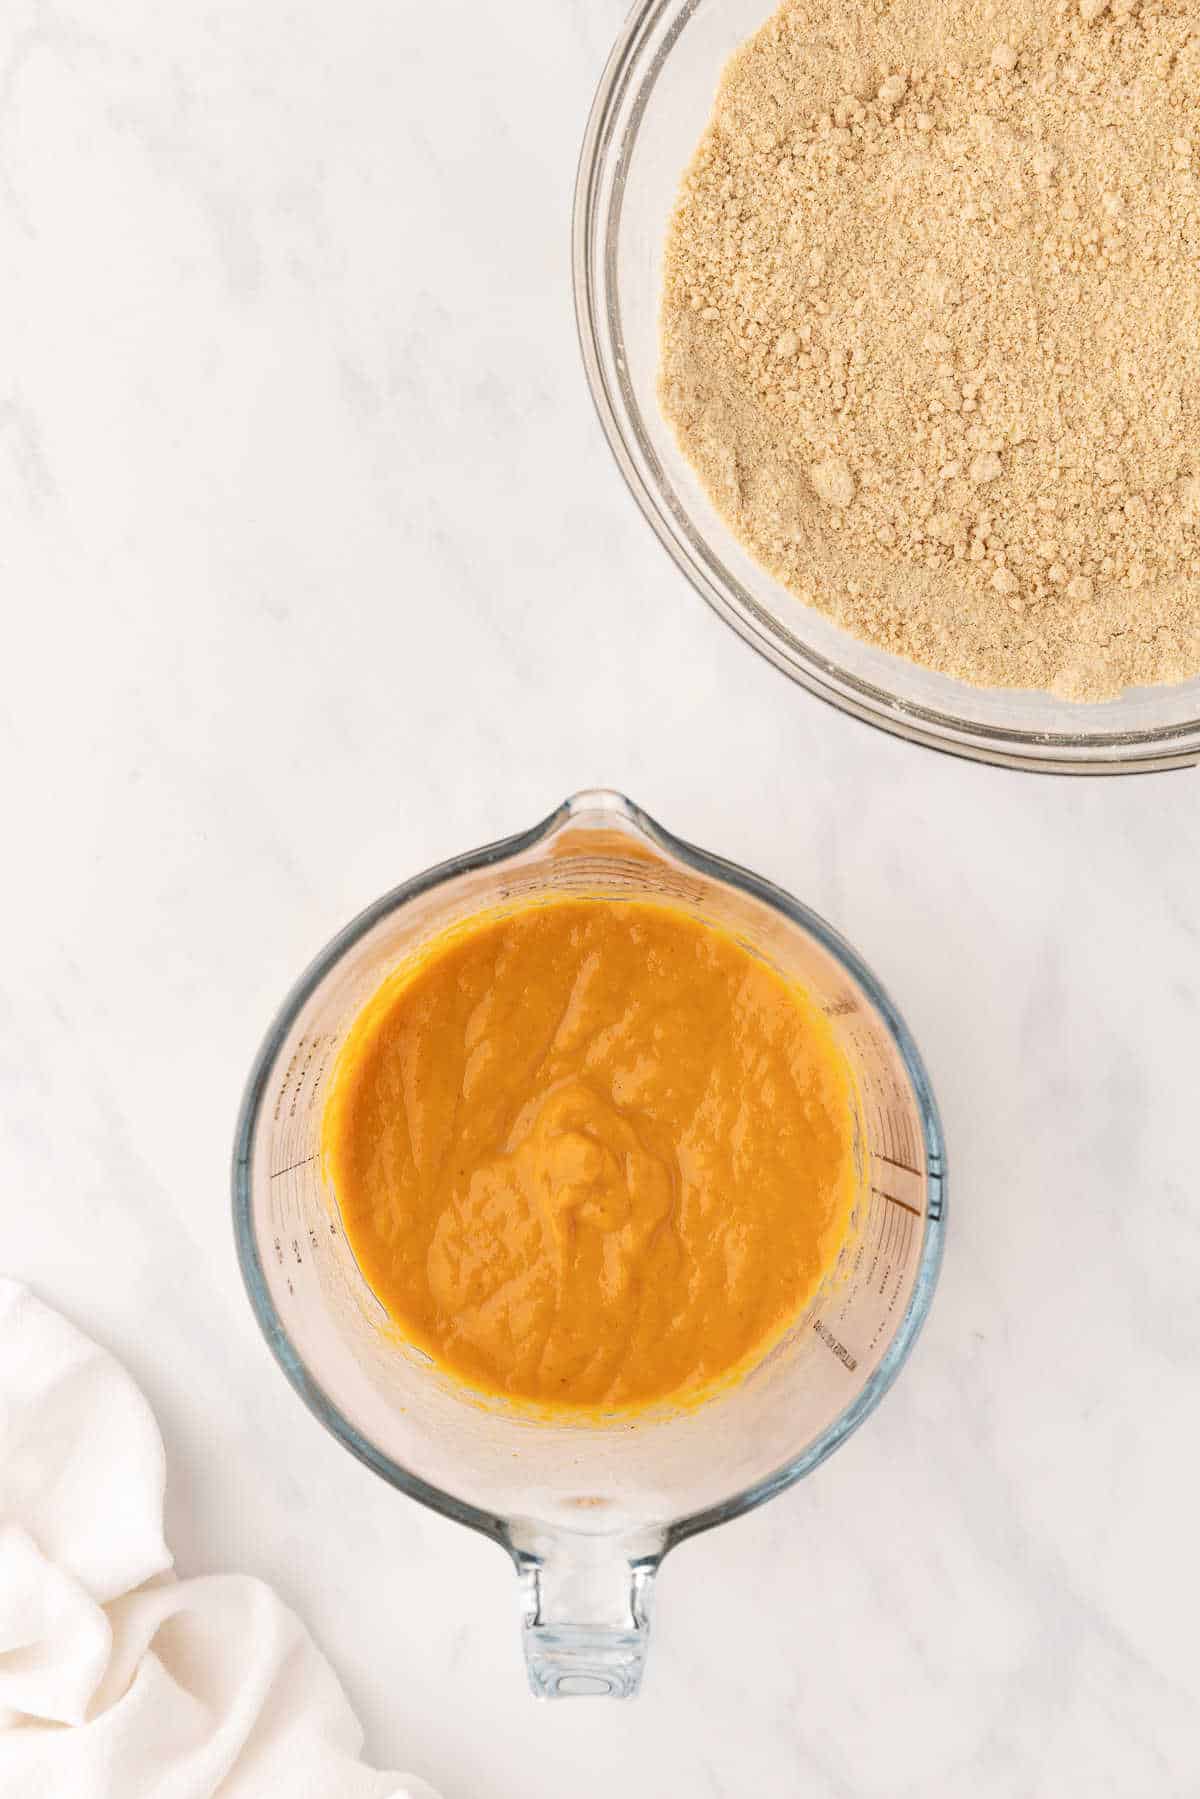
[3,0,1200,1792]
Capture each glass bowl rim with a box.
[231,789,947,1557]
[571,0,1200,777]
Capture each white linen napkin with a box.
[0,1280,441,1799]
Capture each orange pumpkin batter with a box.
[322,898,857,1412]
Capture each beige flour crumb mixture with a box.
[659,0,1200,698]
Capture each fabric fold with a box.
[0,1280,440,1799]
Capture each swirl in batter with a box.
[322,898,857,1411]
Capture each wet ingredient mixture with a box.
[660,0,1200,698]
[322,899,857,1411]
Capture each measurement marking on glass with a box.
[873,1150,921,1178]
[871,1185,921,1218]
[863,1198,887,1293]
[868,1207,915,1353]
[813,1317,858,1371]
[897,1094,921,1168]
[877,1098,897,1165]
[270,1154,319,1181]
[272,1042,304,1123]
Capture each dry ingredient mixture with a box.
[660,0,1200,698]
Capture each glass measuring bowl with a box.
[573,0,1200,774]
[233,791,946,1697]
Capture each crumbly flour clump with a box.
[659,0,1200,699]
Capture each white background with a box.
[3,1,1199,1793]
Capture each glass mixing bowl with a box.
[573,0,1200,774]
